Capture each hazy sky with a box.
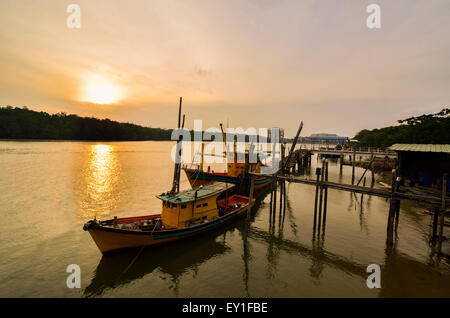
[1,0,449,137]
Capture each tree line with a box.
[354,108,450,148]
[0,106,173,141]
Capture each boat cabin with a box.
[157,182,235,229]
[226,153,263,177]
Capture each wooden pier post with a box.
[318,160,325,230]
[272,175,278,215]
[432,207,439,242]
[339,154,343,174]
[370,148,375,185]
[279,180,284,215]
[313,167,321,230]
[351,147,356,185]
[361,177,366,206]
[269,175,274,212]
[387,169,398,245]
[322,160,329,228]
[394,199,401,230]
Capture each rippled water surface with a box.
[0,141,449,297]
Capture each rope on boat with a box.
[121,246,145,275]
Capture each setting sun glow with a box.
[81,75,121,104]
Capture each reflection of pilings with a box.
[387,170,400,247]
[278,181,287,232]
[242,222,250,297]
[318,160,325,231]
[432,207,439,242]
[361,177,366,207]
[438,173,447,254]
[279,181,283,216]
[272,176,277,216]
[247,175,255,220]
[248,227,366,278]
[285,192,298,237]
[270,177,277,231]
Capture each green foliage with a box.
[354,108,450,147]
[0,106,173,141]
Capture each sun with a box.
[81,74,121,104]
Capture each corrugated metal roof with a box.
[389,144,450,153]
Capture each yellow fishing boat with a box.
[83,182,253,254]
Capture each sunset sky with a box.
[1,0,449,137]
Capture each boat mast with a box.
[219,123,227,154]
[171,97,185,194]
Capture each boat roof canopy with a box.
[157,182,235,204]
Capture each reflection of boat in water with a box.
[83,182,253,254]
[84,233,231,297]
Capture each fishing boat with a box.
[183,164,273,191]
[83,182,253,254]
[183,141,274,192]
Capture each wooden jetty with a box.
[299,145,397,158]
[253,125,449,256]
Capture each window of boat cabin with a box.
[181,204,187,209]
[202,203,208,207]
[196,204,201,208]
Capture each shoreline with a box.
[0,138,174,143]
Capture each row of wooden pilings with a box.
[245,138,447,255]
[386,171,448,254]
[340,147,377,185]
[290,150,312,174]
[431,173,447,253]
[313,159,329,235]
[262,144,314,225]
[249,153,448,255]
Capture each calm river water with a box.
[0,141,449,297]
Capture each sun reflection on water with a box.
[77,144,122,219]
